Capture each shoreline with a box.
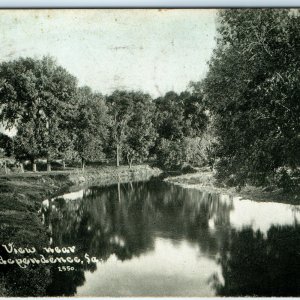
[0,165,298,295]
[0,164,161,296]
[1,165,298,250]
[165,170,300,205]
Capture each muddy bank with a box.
[165,170,300,204]
[0,164,161,296]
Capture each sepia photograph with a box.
[0,8,299,297]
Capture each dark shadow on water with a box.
[210,224,300,297]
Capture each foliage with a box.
[156,136,215,170]
[156,138,185,170]
[124,91,156,166]
[155,90,208,141]
[154,89,209,170]
[155,91,185,141]
[106,90,156,166]
[106,90,134,163]
[13,119,45,163]
[272,167,300,193]
[0,56,211,172]
[203,9,300,188]
[74,86,109,168]
[0,56,78,166]
[0,133,13,157]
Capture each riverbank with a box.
[165,169,300,204]
[0,164,161,296]
[0,164,162,227]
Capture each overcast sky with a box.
[0,9,217,97]
[0,9,217,135]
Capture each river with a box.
[41,177,300,297]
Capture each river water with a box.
[42,178,300,297]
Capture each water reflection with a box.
[41,179,300,296]
[211,224,300,296]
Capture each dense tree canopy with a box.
[203,9,300,189]
[0,56,78,170]
[154,89,209,169]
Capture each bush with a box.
[156,136,216,171]
[272,167,299,192]
[156,138,185,170]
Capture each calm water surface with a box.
[42,178,300,297]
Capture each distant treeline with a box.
[0,9,299,191]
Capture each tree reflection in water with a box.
[211,224,300,296]
[42,179,300,296]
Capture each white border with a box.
[0,3,298,300]
[0,0,299,7]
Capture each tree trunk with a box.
[32,159,37,172]
[46,153,51,172]
[20,163,24,173]
[116,144,120,167]
[62,159,66,170]
[4,161,7,174]
[127,154,132,169]
[81,158,85,171]
[117,180,121,203]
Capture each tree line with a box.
[0,57,209,172]
[0,9,299,191]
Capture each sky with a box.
[0,9,217,135]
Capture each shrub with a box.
[156,138,185,170]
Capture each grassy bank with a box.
[0,172,73,296]
[165,168,300,205]
[0,164,161,296]
[0,164,162,237]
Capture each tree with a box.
[106,90,134,167]
[0,56,78,171]
[13,119,45,172]
[156,138,185,170]
[181,87,208,138]
[74,86,109,171]
[123,91,156,167]
[106,90,156,167]
[203,9,300,188]
[154,89,208,169]
[154,91,185,141]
